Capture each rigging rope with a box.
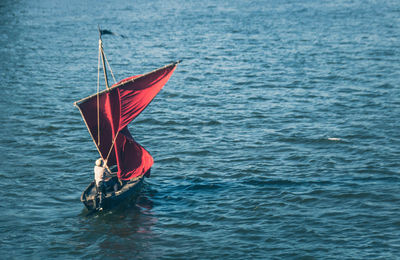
[104,131,120,165]
[100,42,118,167]
[97,39,101,147]
[102,49,117,84]
[95,34,119,172]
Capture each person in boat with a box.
[94,158,107,209]
[94,158,119,208]
[94,158,106,186]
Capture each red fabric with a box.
[117,66,176,131]
[114,127,153,180]
[77,63,177,180]
[78,90,120,167]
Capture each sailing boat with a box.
[74,29,179,211]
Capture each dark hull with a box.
[81,175,144,211]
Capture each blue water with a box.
[0,0,399,259]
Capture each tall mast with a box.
[98,27,110,89]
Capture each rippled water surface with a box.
[1,0,399,259]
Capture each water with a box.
[0,0,399,258]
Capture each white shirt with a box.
[94,165,106,186]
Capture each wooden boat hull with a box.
[81,175,145,211]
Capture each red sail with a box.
[75,62,178,180]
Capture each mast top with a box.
[98,25,102,41]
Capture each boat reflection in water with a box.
[78,191,158,258]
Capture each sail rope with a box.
[99,39,118,171]
[96,38,116,156]
[102,49,117,84]
[100,40,118,167]
[104,131,120,166]
[97,39,101,147]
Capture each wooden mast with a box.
[98,27,110,90]
[96,26,111,172]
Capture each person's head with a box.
[95,158,102,166]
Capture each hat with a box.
[95,159,102,166]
